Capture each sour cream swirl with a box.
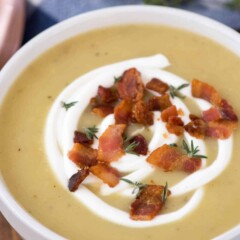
[45,55,232,227]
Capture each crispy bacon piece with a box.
[147,94,172,111]
[206,120,237,139]
[68,143,98,168]
[129,135,148,155]
[90,163,120,187]
[114,100,132,124]
[219,99,238,122]
[146,78,169,95]
[147,144,201,173]
[92,105,114,118]
[97,85,117,103]
[117,68,144,102]
[68,169,89,192]
[202,107,221,122]
[98,124,126,162]
[166,116,184,136]
[73,131,93,146]
[130,185,171,220]
[132,100,153,125]
[161,105,178,122]
[191,79,222,105]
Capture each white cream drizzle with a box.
[45,55,232,228]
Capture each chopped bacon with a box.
[191,79,222,105]
[114,100,132,124]
[146,78,169,95]
[117,68,144,102]
[147,144,201,173]
[130,185,171,220]
[202,107,221,122]
[68,143,98,168]
[206,120,237,139]
[166,116,184,136]
[129,135,148,155]
[68,169,89,192]
[132,100,153,125]
[97,124,126,162]
[97,85,117,103]
[147,94,172,111]
[90,162,120,187]
[89,97,98,108]
[161,105,178,122]
[73,131,93,146]
[219,99,238,122]
[184,115,206,139]
[92,105,114,118]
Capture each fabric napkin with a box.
[25,0,240,43]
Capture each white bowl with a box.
[0,5,240,240]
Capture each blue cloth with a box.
[24,0,240,43]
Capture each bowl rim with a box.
[0,5,240,240]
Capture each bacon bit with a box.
[147,144,201,173]
[92,105,114,118]
[114,100,133,124]
[98,124,126,162]
[146,78,169,95]
[163,133,168,139]
[161,105,178,122]
[90,97,98,108]
[191,79,222,105]
[68,169,89,192]
[73,131,93,146]
[147,94,172,111]
[68,143,98,168]
[129,135,148,155]
[132,100,153,125]
[90,163,120,187]
[219,99,238,122]
[97,85,117,103]
[184,116,206,139]
[117,68,144,102]
[166,116,184,136]
[130,185,171,220]
[206,120,237,139]
[178,108,184,116]
[202,107,221,122]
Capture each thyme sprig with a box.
[226,0,240,10]
[124,141,139,155]
[85,126,99,140]
[169,83,189,99]
[161,182,169,203]
[121,178,147,196]
[61,101,78,111]
[182,140,207,159]
[114,75,122,83]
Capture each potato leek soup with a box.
[0,25,240,240]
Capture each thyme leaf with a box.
[182,139,207,159]
[169,83,189,99]
[169,143,178,147]
[85,126,99,140]
[61,101,78,111]
[124,141,139,155]
[161,182,169,203]
[114,75,122,84]
[121,178,147,196]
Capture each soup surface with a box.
[0,25,240,240]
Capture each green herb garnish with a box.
[85,126,99,140]
[161,182,169,203]
[169,143,178,147]
[182,140,207,159]
[169,83,189,99]
[124,141,139,155]
[226,0,240,10]
[114,75,122,83]
[61,101,78,111]
[144,0,192,6]
[121,178,147,196]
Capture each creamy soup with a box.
[0,25,240,240]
